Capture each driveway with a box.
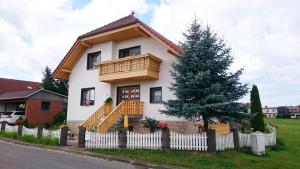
[0,140,134,169]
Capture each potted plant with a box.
[104,97,113,104]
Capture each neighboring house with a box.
[262,106,277,118]
[53,14,200,134]
[0,78,67,125]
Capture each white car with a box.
[5,111,25,125]
[0,112,13,123]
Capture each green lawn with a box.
[89,119,300,169]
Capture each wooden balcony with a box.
[97,53,162,83]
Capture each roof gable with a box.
[53,15,183,80]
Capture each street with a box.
[0,140,134,169]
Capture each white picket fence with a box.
[127,131,162,149]
[216,132,234,151]
[22,126,38,137]
[170,132,207,151]
[43,128,61,139]
[85,131,118,148]
[5,125,18,133]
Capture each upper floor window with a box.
[87,51,101,70]
[119,46,141,58]
[41,102,50,111]
[150,87,162,103]
[81,88,95,106]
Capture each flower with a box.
[157,121,168,128]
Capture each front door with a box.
[117,85,140,105]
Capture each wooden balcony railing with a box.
[97,53,162,83]
[97,100,144,133]
[81,103,112,130]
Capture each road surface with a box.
[0,140,134,169]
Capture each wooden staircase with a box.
[81,103,112,131]
[82,101,144,133]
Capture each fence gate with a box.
[127,131,162,149]
[85,131,118,148]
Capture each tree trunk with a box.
[204,117,209,132]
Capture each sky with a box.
[0,0,299,106]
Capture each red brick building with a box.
[0,78,67,125]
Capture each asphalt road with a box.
[0,141,134,169]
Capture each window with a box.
[87,51,101,69]
[119,46,141,58]
[81,88,95,106]
[150,87,162,103]
[41,102,50,111]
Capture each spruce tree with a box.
[42,66,68,95]
[161,19,248,130]
[250,85,265,132]
[42,66,56,92]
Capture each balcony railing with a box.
[97,53,162,83]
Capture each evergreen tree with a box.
[42,66,56,92]
[250,85,265,132]
[161,19,248,130]
[42,66,68,95]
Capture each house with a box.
[0,78,67,125]
[262,106,277,118]
[53,14,201,134]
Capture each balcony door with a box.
[117,85,140,105]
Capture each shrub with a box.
[144,117,158,133]
[21,134,36,143]
[53,111,67,125]
[37,136,59,145]
[0,131,18,139]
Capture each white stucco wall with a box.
[67,36,182,122]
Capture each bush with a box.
[0,131,18,139]
[144,117,158,133]
[37,136,59,145]
[21,134,36,143]
[53,111,67,125]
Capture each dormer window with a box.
[87,51,101,70]
[119,46,141,58]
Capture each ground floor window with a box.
[150,87,162,103]
[81,88,95,106]
[41,101,50,111]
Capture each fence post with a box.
[78,126,86,148]
[232,128,240,150]
[60,125,68,146]
[161,128,170,149]
[1,122,6,132]
[207,129,216,154]
[37,126,43,138]
[17,125,23,137]
[118,128,127,148]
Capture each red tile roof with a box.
[78,15,184,56]
[0,78,42,95]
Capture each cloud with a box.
[150,0,300,106]
[0,0,151,81]
[0,0,299,106]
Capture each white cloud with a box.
[150,0,300,106]
[0,0,150,81]
[0,0,299,106]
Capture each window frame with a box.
[118,46,141,58]
[80,87,95,106]
[150,87,162,104]
[41,101,51,112]
[87,51,101,70]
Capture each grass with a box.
[88,118,300,169]
[0,131,59,146]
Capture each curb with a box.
[0,137,181,169]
